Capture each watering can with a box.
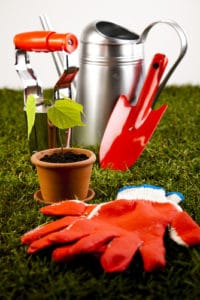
[72,20,187,146]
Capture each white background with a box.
[1,0,199,88]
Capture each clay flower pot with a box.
[31,147,96,204]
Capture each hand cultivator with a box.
[14,22,78,152]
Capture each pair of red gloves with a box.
[21,184,200,272]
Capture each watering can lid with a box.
[80,21,140,45]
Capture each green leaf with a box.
[26,95,36,139]
[47,99,85,130]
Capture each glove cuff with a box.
[117,184,184,210]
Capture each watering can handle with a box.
[139,20,188,106]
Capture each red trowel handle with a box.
[14,31,78,53]
[134,53,168,124]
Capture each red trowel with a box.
[99,53,168,171]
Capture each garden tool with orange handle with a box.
[14,31,78,53]
[21,185,200,273]
[99,53,168,171]
[14,30,78,152]
[39,15,79,147]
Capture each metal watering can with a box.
[72,20,187,146]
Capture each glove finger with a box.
[21,216,77,245]
[27,218,95,254]
[40,200,97,216]
[101,233,141,272]
[170,211,200,246]
[27,231,61,254]
[139,229,166,272]
[52,230,118,262]
[49,218,98,243]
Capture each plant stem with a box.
[58,128,64,153]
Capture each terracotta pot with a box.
[31,147,96,203]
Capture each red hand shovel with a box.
[99,53,168,171]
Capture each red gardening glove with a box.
[21,185,200,272]
[21,200,97,245]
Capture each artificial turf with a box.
[0,86,200,299]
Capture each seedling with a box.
[26,94,85,149]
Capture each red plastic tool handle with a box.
[14,31,78,53]
[134,53,168,125]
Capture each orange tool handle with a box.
[14,31,78,53]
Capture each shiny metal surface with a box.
[139,19,188,105]
[15,49,44,110]
[72,20,187,146]
[15,49,49,152]
[39,14,64,76]
[72,21,144,146]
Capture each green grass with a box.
[0,86,200,300]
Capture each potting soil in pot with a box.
[40,151,88,163]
